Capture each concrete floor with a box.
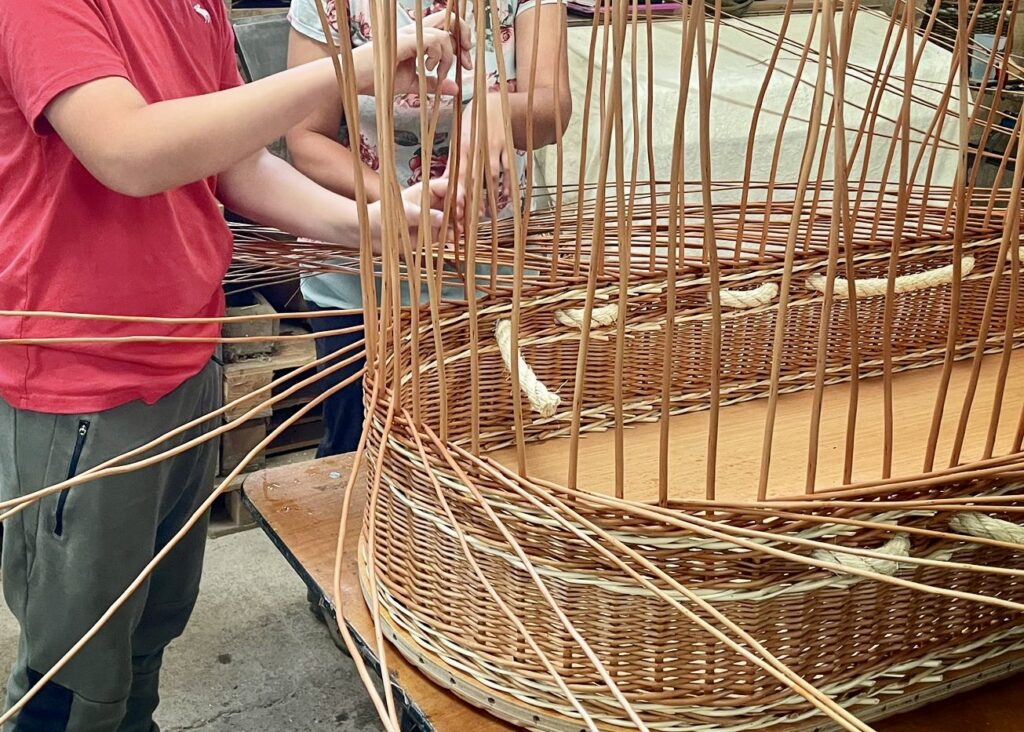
[0,530,382,731]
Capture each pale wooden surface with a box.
[243,449,1024,731]
[490,351,1024,502]
[243,454,519,732]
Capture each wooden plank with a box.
[219,417,269,475]
[244,451,1024,731]
[489,349,1024,503]
[222,325,317,421]
[223,367,274,421]
[222,292,278,362]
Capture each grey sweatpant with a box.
[0,360,221,731]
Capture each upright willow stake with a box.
[758,0,832,500]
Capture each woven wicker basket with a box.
[334,0,1024,725]
[357,224,1024,729]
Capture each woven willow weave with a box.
[312,0,1024,729]
[3,0,1024,730]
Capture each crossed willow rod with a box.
[344,395,869,731]
[0,345,370,727]
[226,0,1024,283]
[0,334,365,517]
[331,1,1019,732]
[577,0,999,229]
[1,0,1023,730]
[0,308,361,323]
[417,421,873,732]
[228,201,1020,286]
[488,468,1024,582]
[360,424,1024,731]
[460,441,1024,595]
[0,310,1023,729]
[315,0,868,724]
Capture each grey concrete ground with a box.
[0,530,382,731]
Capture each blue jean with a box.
[306,305,366,457]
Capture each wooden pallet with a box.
[219,322,322,470]
[212,316,324,534]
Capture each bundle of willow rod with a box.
[324,0,1024,729]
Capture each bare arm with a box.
[509,2,572,148]
[43,27,465,198]
[219,149,366,247]
[219,149,457,254]
[453,3,572,199]
[286,29,383,203]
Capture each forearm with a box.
[116,51,381,196]
[488,88,571,149]
[218,150,366,249]
[287,129,382,202]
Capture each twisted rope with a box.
[553,282,779,332]
[950,513,1024,544]
[812,534,911,577]
[715,282,780,309]
[555,302,620,329]
[495,320,561,418]
[806,256,976,299]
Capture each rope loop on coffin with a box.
[806,256,976,299]
[554,303,620,330]
[812,534,911,577]
[714,282,779,309]
[553,281,780,332]
[495,320,561,418]
[950,513,1024,545]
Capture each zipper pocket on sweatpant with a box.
[55,420,90,537]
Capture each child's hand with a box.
[448,94,514,216]
[367,178,465,254]
[392,13,473,98]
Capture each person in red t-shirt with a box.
[0,1,469,730]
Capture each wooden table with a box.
[243,455,1024,731]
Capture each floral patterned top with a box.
[290,0,552,309]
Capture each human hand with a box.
[392,13,474,98]
[367,177,465,254]
[401,176,466,245]
[448,94,514,216]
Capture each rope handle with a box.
[495,320,561,418]
[950,513,1024,544]
[553,282,780,331]
[812,534,910,577]
[555,303,620,330]
[714,282,779,310]
[806,256,976,299]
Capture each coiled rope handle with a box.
[555,303,620,329]
[553,282,780,330]
[806,256,976,299]
[950,513,1024,544]
[812,534,911,577]
[715,282,779,309]
[523,281,780,413]
[495,320,561,418]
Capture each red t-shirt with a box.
[0,0,243,414]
